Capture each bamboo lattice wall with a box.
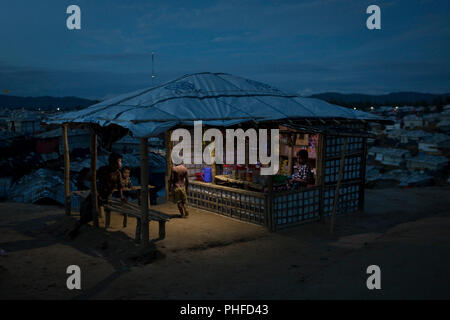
[322,126,367,216]
[271,186,321,228]
[187,182,266,225]
[183,123,368,230]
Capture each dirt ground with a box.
[0,186,449,300]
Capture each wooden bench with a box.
[71,185,169,241]
[103,198,170,240]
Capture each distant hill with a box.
[308,92,450,108]
[0,95,98,111]
[2,91,450,111]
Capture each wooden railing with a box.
[187,181,326,230]
[187,181,267,225]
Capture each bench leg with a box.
[123,214,127,228]
[135,218,141,242]
[158,221,166,239]
[105,209,111,229]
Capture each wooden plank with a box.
[123,212,127,228]
[190,180,266,198]
[140,138,150,246]
[104,205,139,218]
[158,221,166,239]
[62,124,71,216]
[147,209,170,221]
[108,199,170,220]
[187,192,262,208]
[104,207,111,228]
[104,204,163,221]
[214,175,265,191]
[90,127,99,228]
[135,218,141,242]
[330,137,348,234]
[99,205,104,219]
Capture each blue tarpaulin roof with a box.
[46,72,381,138]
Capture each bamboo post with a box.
[266,128,275,231]
[330,137,347,234]
[287,133,295,176]
[140,138,149,246]
[90,127,99,228]
[62,124,71,216]
[267,175,274,231]
[211,142,216,184]
[317,134,326,221]
[164,131,172,202]
[359,136,368,213]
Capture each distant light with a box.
[395,106,399,109]
[56,107,60,111]
[353,107,357,110]
[370,106,374,110]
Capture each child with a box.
[121,166,132,189]
[170,155,190,218]
[120,166,136,201]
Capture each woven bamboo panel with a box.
[324,155,363,183]
[187,183,266,225]
[325,136,364,158]
[322,182,360,216]
[324,133,366,185]
[322,128,367,217]
[272,186,321,228]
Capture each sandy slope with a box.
[0,187,449,299]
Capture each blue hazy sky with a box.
[0,0,449,99]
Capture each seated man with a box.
[68,152,124,239]
[289,149,314,189]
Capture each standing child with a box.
[170,157,190,218]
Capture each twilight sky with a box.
[0,0,449,99]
